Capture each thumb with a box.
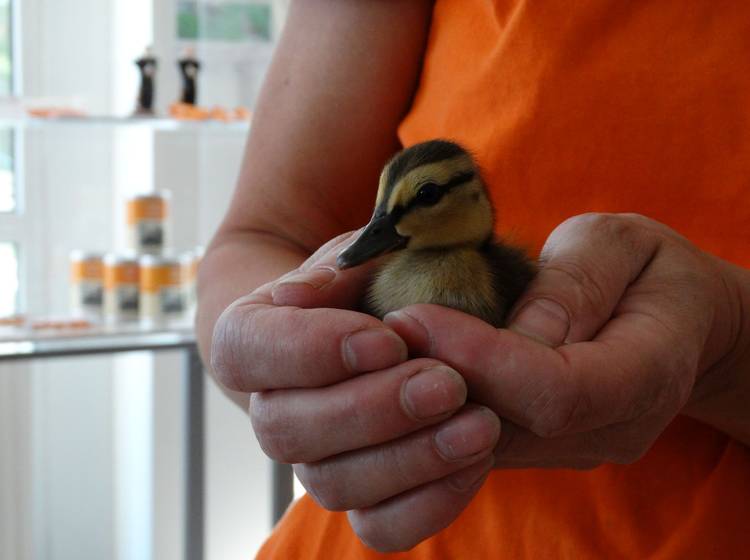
[270,230,377,310]
[507,214,659,346]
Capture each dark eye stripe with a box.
[441,171,475,192]
[383,170,476,221]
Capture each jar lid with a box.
[140,254,180,267]
[69,250,104,262]
[103,252,140,266]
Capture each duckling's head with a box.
[337,140,494,269]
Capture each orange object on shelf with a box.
[30,318,92,330]
[126,193,170,255]
[208,106,230,122]
[103,254,141,323]
[70,251,105,319]
[140,257,181,294]
[140,255,187,322]
[169,102,251,122]
[0,315,25,326]
[70,254,104,282]
[169,102,209,121]
[27,107,87,118]
[103,257,140,290]
[126,195,168,225]
[233,106,252,121]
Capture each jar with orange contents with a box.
[69,251,104,319]
[139,255,186,323]
[126,192,171,255]
[103,254,140,323]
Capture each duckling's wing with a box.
[483,239,537,326]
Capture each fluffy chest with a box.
[366,248,501,325]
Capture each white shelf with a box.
[0,322,196,359]
[0,115,250,132]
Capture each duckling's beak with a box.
[336,214,408,269]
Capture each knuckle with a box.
[544,257,608,318]
[249,393,307,463]
[550,212,619,246]
[551,212,651,255]
[210,304,251,391]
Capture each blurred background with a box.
[0,0,292,558]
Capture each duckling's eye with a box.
[415,183,441,206]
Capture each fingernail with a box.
[434,407,500,461]
[383,310,431,355]
[275,267,337,290]
[509,299,569,346]
[271,268,337,305]
[402,366,467,420]
[447,456,494,491]
[343,329,408,373]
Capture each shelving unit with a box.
[0,324,205,560]
[0,115,250,132]
[0,104,254,558]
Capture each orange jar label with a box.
[141,264,181,293]
[104,262,140,290]
[71,259,104,282]
[127,196,167,225]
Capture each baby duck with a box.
[337,139,535,327]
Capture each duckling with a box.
[336,139,536,327]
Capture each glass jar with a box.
[103,254,140,323]
[69,251,104,319]
[139,254,186,323]
[126,191,171,255]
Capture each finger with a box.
[270,229,378,310]
[250,359,467,463]
[295,406,499,511]
[385,304,690,438]
[301,229,363,270]
[211,299,406,392]
[507,213,660,346]
[271,260,377,310]
[251,232,359,297]
[245,229,369,309]
[347,456,494,553]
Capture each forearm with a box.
[684,260,750,445]
[196,0,433,409]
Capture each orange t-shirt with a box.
[258,1,750,558]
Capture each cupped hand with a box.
[386,213,740,468]
[210,231,501,552]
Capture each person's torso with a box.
[260,2,750,557]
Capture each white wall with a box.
[3,0,285,559]
[16,1,119,559]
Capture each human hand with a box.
[385,213,742,468]
[210,231,501,552]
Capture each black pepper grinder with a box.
[178,47,201,105]
[135,47,157,115]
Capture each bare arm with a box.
[198,5,506,550]
[196,0,435,406]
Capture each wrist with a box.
[683,258,750,444]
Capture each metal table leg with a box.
[272,462,294,525]
[184,345,204,560]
